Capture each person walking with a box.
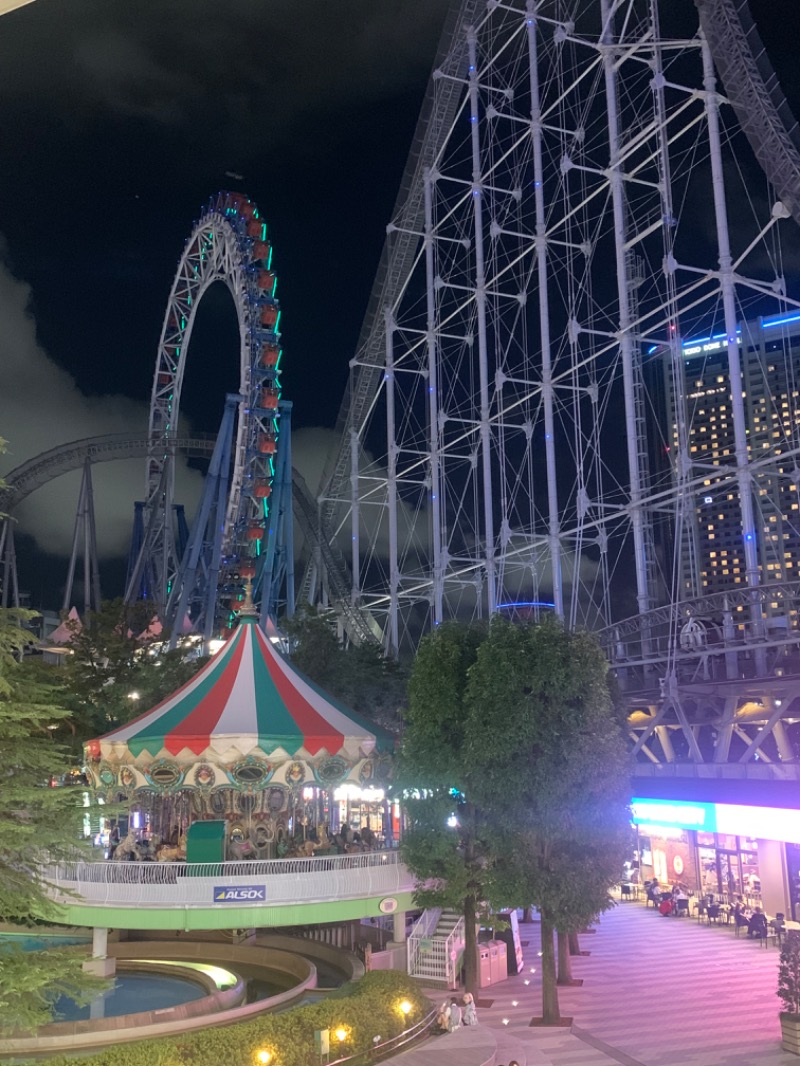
[462,992,478,1026]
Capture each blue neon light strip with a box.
[762,312,800,330]
[496,601,557,610]
[681,330,740,352]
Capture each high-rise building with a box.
[660,311,800,608]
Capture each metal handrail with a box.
[444,917,465,990]
[46,850,401,885]
[407,908,442,977]
[326,1006,438,1066]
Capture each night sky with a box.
[0,0,798,609]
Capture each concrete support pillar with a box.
[83,926,116,977]
[392,910,407,944]
[757,838,790,920]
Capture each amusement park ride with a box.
[3,0,800,774]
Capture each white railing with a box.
[41,852,416,910]
[407,907,441,981]
[407,909,465,989]
[444,915,465,990]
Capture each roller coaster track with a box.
[0,433,377,641]
[0,434,216,510]
[303,0,800,631]
[300,0,483,609]
[697,0,800,226]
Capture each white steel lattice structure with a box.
[126,192,283,615]
[317,0,800,670]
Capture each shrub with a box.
[779,933,800,1019]
[44,970,433,1066]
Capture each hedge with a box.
[44,970,434,1066]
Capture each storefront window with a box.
[637,829,695,888]
[696,834,761,902]
[740,851,760,895]
[698,847,719,895]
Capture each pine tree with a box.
[0,607,106,1033]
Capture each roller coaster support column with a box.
[259,400,295,629]
[165,395,239,650]
[0,518,19,608]
[702,33,766,673]
[63,457,101,616]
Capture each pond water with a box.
[52,972,208,1022]
[0,933,91,952]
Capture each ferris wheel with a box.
[314,0,800,658]
[126,191,285,633]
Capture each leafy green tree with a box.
[0,607,107,1033]
[399,618,630,1016]
[282,608,341,685]
[283,608,409,729]
[465,617,631,1023]
[397,622,495,993]
[59,598,206,741]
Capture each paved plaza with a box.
[392,898,797,1066]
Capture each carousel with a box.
[83,600,396,862]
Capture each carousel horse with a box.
[227,837,257,861]
[112,828,142,862]
[156,835,187,862]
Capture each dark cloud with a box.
[0,244,204,558]
[0,0,449,147]
[0,0,448,591]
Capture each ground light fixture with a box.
[398,998,413,1016]
[256,1051,272,1065]
[334,1026,349,1043]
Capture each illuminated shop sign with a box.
[715,804,800,845]
[632,797,800,844]
[631,799,716,831]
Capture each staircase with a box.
[406,907,465,988]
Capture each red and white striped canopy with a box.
[91,616,394,769]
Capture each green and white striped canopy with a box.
[91,617,394,768]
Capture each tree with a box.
[58,598,206,741]
[398,622,499,994]
[465,617,631,1024]
[283,608,409,730]
[0,607,106,1033]
[399,618,630,1017]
